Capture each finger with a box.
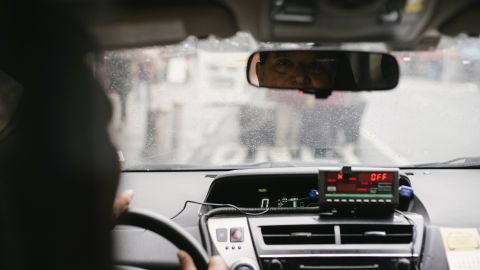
[113,189,134,218]
[177,250,196,270]
[208,256,228,270]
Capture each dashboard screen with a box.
[205,174,318,208]
[324,171,394,200]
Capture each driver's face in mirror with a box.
[255,51,337,90]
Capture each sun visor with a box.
[252,0,437,43]
[439,2,480,37]
[87,1,238,49]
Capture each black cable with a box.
[170,200,270,220]
[199,212,213,255]
[395,210,417,268]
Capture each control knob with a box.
[269,259,283,270]
[231,259,258,270]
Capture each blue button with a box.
[308,189,319,201]
[399,185,414,198]
[235,265,254,270]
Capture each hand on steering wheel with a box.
[113,190,135,219]
[114,191,226,270]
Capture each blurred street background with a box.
[97,33,480,168]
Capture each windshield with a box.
[95,33,480,170]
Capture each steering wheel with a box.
[116,208,209,270]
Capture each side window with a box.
[0,70,23,139]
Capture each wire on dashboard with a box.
[395,210,417,268]
[171,199,319,255]
[170,200,270,220]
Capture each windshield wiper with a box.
[407,156,480,168]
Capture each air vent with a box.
[261,225,335,245]
[326,0,377,10]
[340,224,413,244]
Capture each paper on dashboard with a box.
[441,228,480,270]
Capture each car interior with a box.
[2,1,480,270]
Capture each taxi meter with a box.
[319,167,399,216]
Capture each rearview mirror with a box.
[247,50,399,92]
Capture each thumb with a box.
[177,250,197,270]
[113,189,134,218]
[208,256,228,270]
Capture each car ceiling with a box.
[57,0,480,50]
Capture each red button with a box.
[230,228,244,242]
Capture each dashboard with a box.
[114,168,480,270]
[204,167,403,212]
[202,167,418,270]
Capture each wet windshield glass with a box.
[95,33,480,169]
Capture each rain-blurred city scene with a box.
[94,33,480,169]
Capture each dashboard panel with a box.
[114,168,480,270]
[202,167,421,270]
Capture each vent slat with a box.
[261,225,335,245]
[263,234,335,237]
[340,224,413,244]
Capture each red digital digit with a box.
[370,173,377,182]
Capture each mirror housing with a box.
[247,50,399,96]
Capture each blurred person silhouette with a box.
[0,2,226,270]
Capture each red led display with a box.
[337,183,356,192]
[358,172,393,182]
[326,172,394,183]
[325,171,395,194]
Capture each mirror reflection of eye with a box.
[274,58,293,73]
[309,61,326,74]
[309,60,335,75]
